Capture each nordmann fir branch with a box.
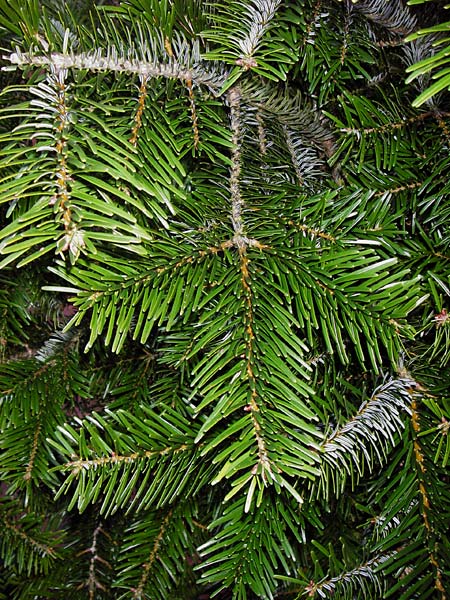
[318,378,415,496]
[129,75,149,147]
[282,124,305,187]
[23,415,42,483]
[375,182,422,197]
[236,0,282,60]
[341,111,450,137]
[284,219,335,242]
[131,509,173,600]
[78,244,240,313]
[186,77,200,150]
[46,67,84,262]
[340,0,352,65]
[65,444,190,476]
[1,511,58,560]
[255,108,267,155]
[300,0,325,49]
[0,359,55,401]
[5,48,225,95]
[410,397,447,599]
[227,86,272,492]
[354,0,417,36]
[77,523,111,599]
[227,87,267,252]
[303,554,393,598]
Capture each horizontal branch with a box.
[304,553,393,598]
[2,514,58,558]
[342,111,450,136]
[323,378,414,453]
[286,219,336,242]
[65,444,189,475]
[4,50,225,93]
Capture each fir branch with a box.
[317,378,416,496]
[235,0,282,60]
[242,82,334,146]
[226,85,274,502]
[410,397,447,599]
[341,110,450,136]
[0,354,69,497]
[129,75,149,147]
[255,107,267,155]
[340,0,353,65]
[227,86,267,250]
[0,499,62,576]
[284,219,335,242]
[131,509,173,600]
[434,112,450,144]
[77,522,112,599]
[64,444,190,474]
[5,47,225,94]
[376,38,406,48]
[355,0,417,36]
[2,515,58,561]
[282,124,304,186]
[185,77,200,150]
[115,501,199,599]
[300,0,326,47]
[301,554,392,598]
[374,181,423,197]
[23,416,42,483]
[1,0,450,596]
[228,86,245,240]
[0,358,57,419]
[198,494,299,597]
[240,247,273,489]
[204,0,283,67]
[42,66,84,263]
[58,244,233,351]
[51,406,209,515]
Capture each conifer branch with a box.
[256,108,267,155]
[340,1,352,65]
[132,509,173,599]
[318,378,415,495]
[1,0,449,596]
[65,444,189,475]
[285,219,335,242]
[341,111,450,136]
[0,501,60,574]
[228,85,272,486]
[185,77,200,150]
[375,181,422,197]
[228,86,245,241]
[434,113,450,144]
[5,49,225,93]
[410,398,447,599]
[282,125,304,186]
[129,75,149,147]
[43,67,84,262]
[23,416,41,482]
[77,523,111,599]
[300,0,325,48]
[226,88,267,251]
[3,517,58,559]
[236,0,282,60]
[355,0,417,36]
[302,554,392,598]
[0,359,54,415]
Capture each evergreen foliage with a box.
[0,0,449,598]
